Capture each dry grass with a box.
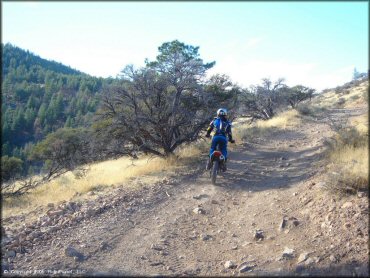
[256,110,300,129]
[233,109,301,142]
[314,80,368,109]
[314,81,369,194]
[325,121,368,194]
[350,113,369,135]
[3,140,208,218]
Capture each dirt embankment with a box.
[2,106,368,277]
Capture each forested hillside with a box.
[1,44,114,177]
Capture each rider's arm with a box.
[227,122,234,142]
[206,120,214,136]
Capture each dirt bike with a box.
[209,145,226,185]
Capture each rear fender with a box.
[211,151,225,162]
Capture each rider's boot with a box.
[222,158,227,172]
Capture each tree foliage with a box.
[30,128,92,180]
[1,156,23,181]
[97,40,239,157]
[284,85,315,108]
[239,78,287,120]
[1,43,111,178]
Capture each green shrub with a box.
[1,156,23,181]
[336,97,346,106]
[296,103,327,116]
[350,95,360,101]
[363,89,369,103]
[297,104,313,115]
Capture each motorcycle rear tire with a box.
[211,160,219,185]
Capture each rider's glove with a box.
[205,133,211,138]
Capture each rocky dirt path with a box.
[3,106,368,276]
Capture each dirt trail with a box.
[4,106,368,276]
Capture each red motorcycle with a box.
[209,145,226,185]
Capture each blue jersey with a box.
[207,117,232,138]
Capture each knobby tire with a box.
[211,160,219,185]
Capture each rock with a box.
[328,206,335,212]
[254,229,264,240]
[290,217,300,226]
[243,242,253,246]
[308,181,316,188]
[150,262,164,266]
[160,250,169,256]
[292,192,298,196]
[47,226,59,233]
[357,192,365,198]
[6,250,16,258]
[297,252,309,264]
[67,202,77,210]
[151,244,163,251]
[341,202,353,209]
[282,247,295,259]
[193,207,205,215]
[231,245,238,250]
[64,246,85,261]
[304,257,315,266]
[85,208,96,217]
[224,260,237,269]
[343,222,351,228]
[316,182,327,188]
[100,242,110,251]
[193,194,208,200]
[29,231,43,239]
[279,217,288,230]
[280,216,300,230]
[47,203,55,208]
[238,262,255,273]
[200,234,212,241]
[329,255,337,263]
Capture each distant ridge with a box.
[2,43,84,76]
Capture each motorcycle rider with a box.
[205,108,235,171]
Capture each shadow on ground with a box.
[210,132,325,192]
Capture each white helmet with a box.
[217,108,227,117]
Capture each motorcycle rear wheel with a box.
[211,160,219,185]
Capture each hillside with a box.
[1,79,368,276]
[2,43,82,77]
[1,44,114,179]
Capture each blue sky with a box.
[2,1,368,91]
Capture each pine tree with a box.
[353,68,361,80]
